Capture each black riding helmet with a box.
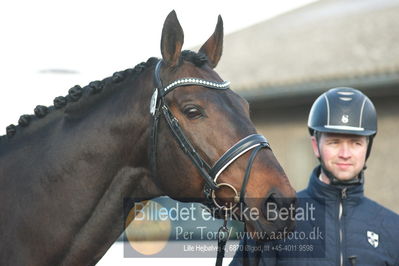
[308,87,377,185]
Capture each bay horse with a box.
[0,11,296,266]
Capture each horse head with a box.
[151,11,296,238]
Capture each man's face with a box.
[311,133,368,181]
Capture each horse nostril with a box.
[263,193,278,222]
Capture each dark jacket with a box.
[230,166,399,266]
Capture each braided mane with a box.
[0,51,208,142]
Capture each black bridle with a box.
[149,60,270,265]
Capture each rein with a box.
[149,60,271,265]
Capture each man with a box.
[230,87,399,265]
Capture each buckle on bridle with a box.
[211,183,240,211]
[149,88,158,116]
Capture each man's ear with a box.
[311,136,321,158]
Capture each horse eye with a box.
[183,106,203,119]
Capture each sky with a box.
[0,0,316,133]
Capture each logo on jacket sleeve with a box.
[367,230,379,248]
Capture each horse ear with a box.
[199,15,223,69]
[161,10,184,67]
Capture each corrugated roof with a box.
[216,0,399,101]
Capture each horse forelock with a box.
[180,50,208,67]
[1,57,159,141]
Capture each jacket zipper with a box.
[339,187,347,266]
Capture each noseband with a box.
[149,60,271,210]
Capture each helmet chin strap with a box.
[319,159,364,186]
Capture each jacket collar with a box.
[307,166,364,200]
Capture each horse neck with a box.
[0,64,163,265]
[61,67,156,177]
[0,64,157,194]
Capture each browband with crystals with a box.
[160,78,230,96]
[150,60,231,116]
[150,78,231,115]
